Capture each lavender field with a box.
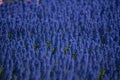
[0,0,120,80]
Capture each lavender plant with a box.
[0,0,120,80]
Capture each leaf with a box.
[46,41,50,47]
[97,68,105,80]
[8,32,11,40]
[71,53,77,59]
[50,70,54,78]
[0,67,4,77]
[34,42,37,50]
[51,47,56,55]
[64,46,68,53]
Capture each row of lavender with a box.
[0,0,120,80]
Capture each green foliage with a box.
[51,47,56,56]
[8,32,11,40]
[24,42,26,48]
[110,77,112,80]
[64,46,69,53]
[39,78,42,80]
[54,61,58,66]
[12,70,18,79]
[106,27,110,32]
[65,66,69,73]
[76,72,81,79]
[0,67,4,77]
[50,70,53,78]
[88,47,92,54]
[65,68,68,73]
[71,53,77,59]
[97,68,105,80]
[34,42,37,50]
[46,41,50,47]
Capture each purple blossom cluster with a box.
[0,0,120,80]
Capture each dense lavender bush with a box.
[0,0,120,80]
